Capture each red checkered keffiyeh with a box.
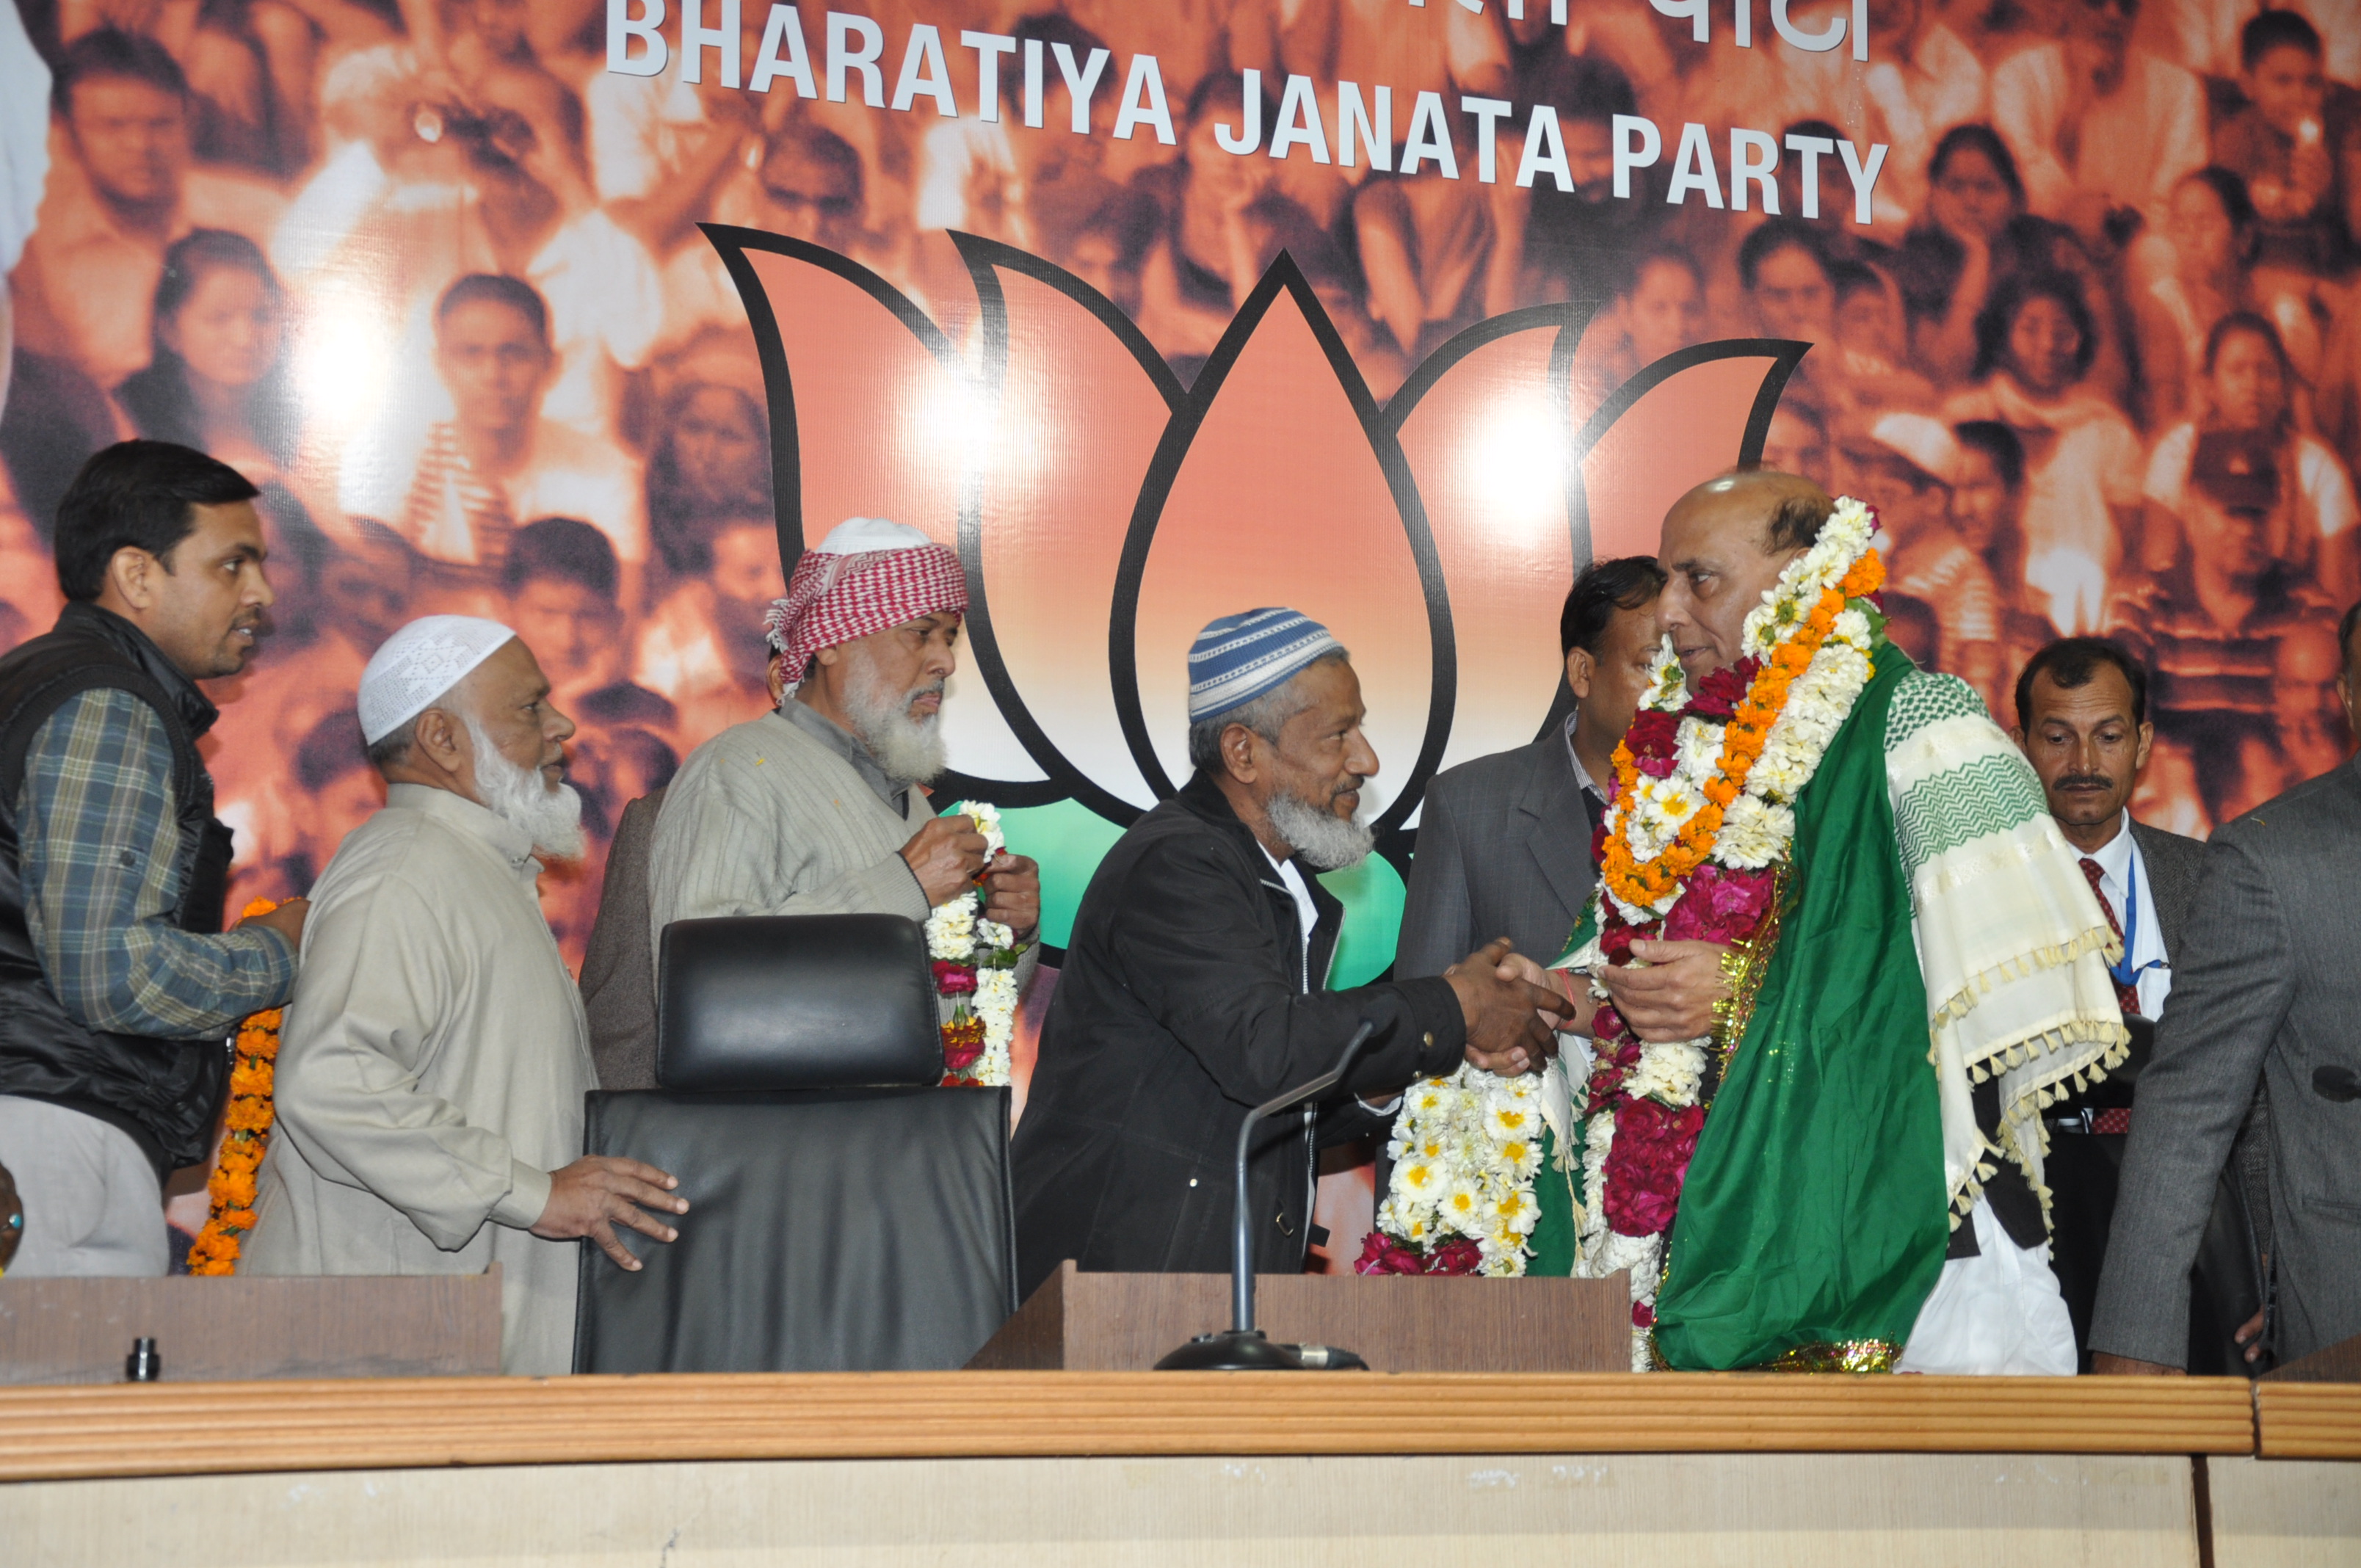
[764,539,968,688]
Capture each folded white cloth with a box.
[1895,1197,2079,1376]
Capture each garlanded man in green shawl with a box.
[1366,471,2128,1373]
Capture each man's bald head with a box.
[1656,468,1836,678]
[1670,468,1837,554]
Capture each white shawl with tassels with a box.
[1884,669,2130,1225]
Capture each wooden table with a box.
[2256,1381,2361,1459]
[1,1373,2336,1567]
[0,1370,2259,1482]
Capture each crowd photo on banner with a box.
[1,0,2358,1276]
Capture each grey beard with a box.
[843,662,949,784]
[465,716,587,860]
[1267,785,1374,871]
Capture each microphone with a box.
[1154,1020,1379,1371]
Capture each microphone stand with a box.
[1154,1020,1378,1371]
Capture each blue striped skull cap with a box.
[1186,608,1344,722]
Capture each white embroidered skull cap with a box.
[358,614,518,744]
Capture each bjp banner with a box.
[3,1,2356,1257]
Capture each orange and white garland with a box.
[186,899,285,1276]
[1597,498,1886,923]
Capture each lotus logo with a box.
[708,225,1802,973]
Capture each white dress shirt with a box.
[1564,713,1600,796]
[1264,843,1393,1114]
[1261,845,1321,991]
[1564,713,1610,826]
[2084,816,2172,1017]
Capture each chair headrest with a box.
[656,914,941,1091]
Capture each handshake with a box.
[1440,933,1745,1077]
[1439,937,1582,1078]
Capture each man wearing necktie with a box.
[2012,636,2263,1372]
[1396,557,1667,979]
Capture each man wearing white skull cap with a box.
[244,616,686,1374]
[646,518,1042,1042]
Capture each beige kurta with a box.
[244,783,596,1376]
[648,708,935,950]
[646,707,1037,1009]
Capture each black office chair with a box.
[572,914,1018,1373]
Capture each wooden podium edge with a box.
[2255,1382,2361,1460]
[0,1372,2259,1482]
[962,1263,1629,1373]
[0,1268,502,1384]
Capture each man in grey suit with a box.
[2092,603,2361,1374]
[2010,637,2233,1369]
[1396,557,1665,978]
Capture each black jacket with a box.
[1009,772,1465,1298]
[0,603,238,1174]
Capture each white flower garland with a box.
[1561,1029,1709,1370]
[1379,1067,1546,1275]
[924,800,1021,1087]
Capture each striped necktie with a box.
[2077,857,2142,1020]
[2078,856,2139,1136]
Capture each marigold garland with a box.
[1600,545,1885,913]
[186,898,285,1276]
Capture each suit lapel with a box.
[1517,734,1597,937]
[2128,821,2195,960]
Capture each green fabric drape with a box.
[1526,1122,1581,1277]
[1651,650,1948,1369]
[1526,901,1599,1277]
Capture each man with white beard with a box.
[244,617,686,1376]
[648,518,1042,1010]
[1010,609,1573,1296]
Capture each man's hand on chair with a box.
[534,1156,687,1270]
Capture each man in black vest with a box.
[0,440,306,1274]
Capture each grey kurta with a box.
[648,708,935,956]
[646,704,1037,1010]
[244,783,595,1376]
